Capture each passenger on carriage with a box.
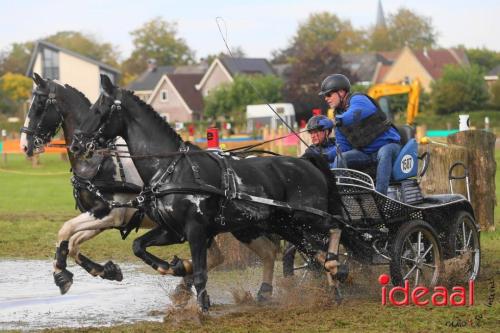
[303,115,337,163]
[319,74,401,195]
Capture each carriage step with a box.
[401,179,424,205]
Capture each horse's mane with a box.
[123,89,183,144]
[63,83,91,106]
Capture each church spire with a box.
[376,0,386,28]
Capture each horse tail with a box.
[301,152,342,216]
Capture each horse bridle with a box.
[73,89,122,156]
[20,84,63,150]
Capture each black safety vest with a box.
[337,93,393,149]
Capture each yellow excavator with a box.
[367,79,421,125]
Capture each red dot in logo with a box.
[378,274,390,285]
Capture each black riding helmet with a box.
[318,74,351,96]
[306,115,334,132]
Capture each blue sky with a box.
[1,0,499,60]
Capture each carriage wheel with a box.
[282,242,350,281]
[282,242,322,280]
[445,211,480,283]
[390,220,443,287]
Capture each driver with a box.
[319,74,401,195]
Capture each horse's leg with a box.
[132,227,186,275]
[68,230,123,282]
[243,236,279,302]
[185,221,209,312]
[53,210,125,294]
[175,239,224,295]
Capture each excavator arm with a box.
[367,79,421,125]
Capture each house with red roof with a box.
[374,46,469,91]
[147,73,204,123]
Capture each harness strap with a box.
[112,142,127,183]
[152,143,188,187]
[118,210,145,240]
[236,193,340,219]
[183,152,203,186]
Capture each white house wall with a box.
[32,53,43,78]
[59,52,101,101]
[200,63,232,97]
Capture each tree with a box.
[368,7,437,51]
[0,42,33,76]
[272,12,366,63]
[122,17,195,76]
[430,65,489,114]
[489,79,500,108]
[45,31,120,68]
[283,43,355,118]
[0,72,32,115]
[204,75,283,123]
[465,47,500,72]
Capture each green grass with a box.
[413,110,500,133]
[496,148,500,226]
[0,154,74,216]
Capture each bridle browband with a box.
[73,89,123,157]
[20,84,63,150]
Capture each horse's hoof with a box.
[54,269,73,295]
[331,264,349,283]
[256,282,273,303]
[101,261,123,281]
[197,291,210,312]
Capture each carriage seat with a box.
[391,126,418,181]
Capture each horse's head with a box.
[20,73,63,157]
[70,74,124,158]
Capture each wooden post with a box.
[447,130,497,231]
[418,142,468,196]
[277,126,284,155]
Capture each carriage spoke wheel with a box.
[390,220,443,287]
[446,211,481,283]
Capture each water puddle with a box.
[0,259,231,330]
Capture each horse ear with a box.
[33,72,47,88]
[100,74,115,96]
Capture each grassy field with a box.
[403,109,499,133]
[0,151,499,332]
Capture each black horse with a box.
[20,74,150,293]
[21,74,280,301]
[70,75,342,311]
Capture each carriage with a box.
[284,127,481,288]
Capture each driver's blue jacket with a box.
[335,94,400,154]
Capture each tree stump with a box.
[418,142,468,196]
[447,130,497,231]
[213,233,259,269]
